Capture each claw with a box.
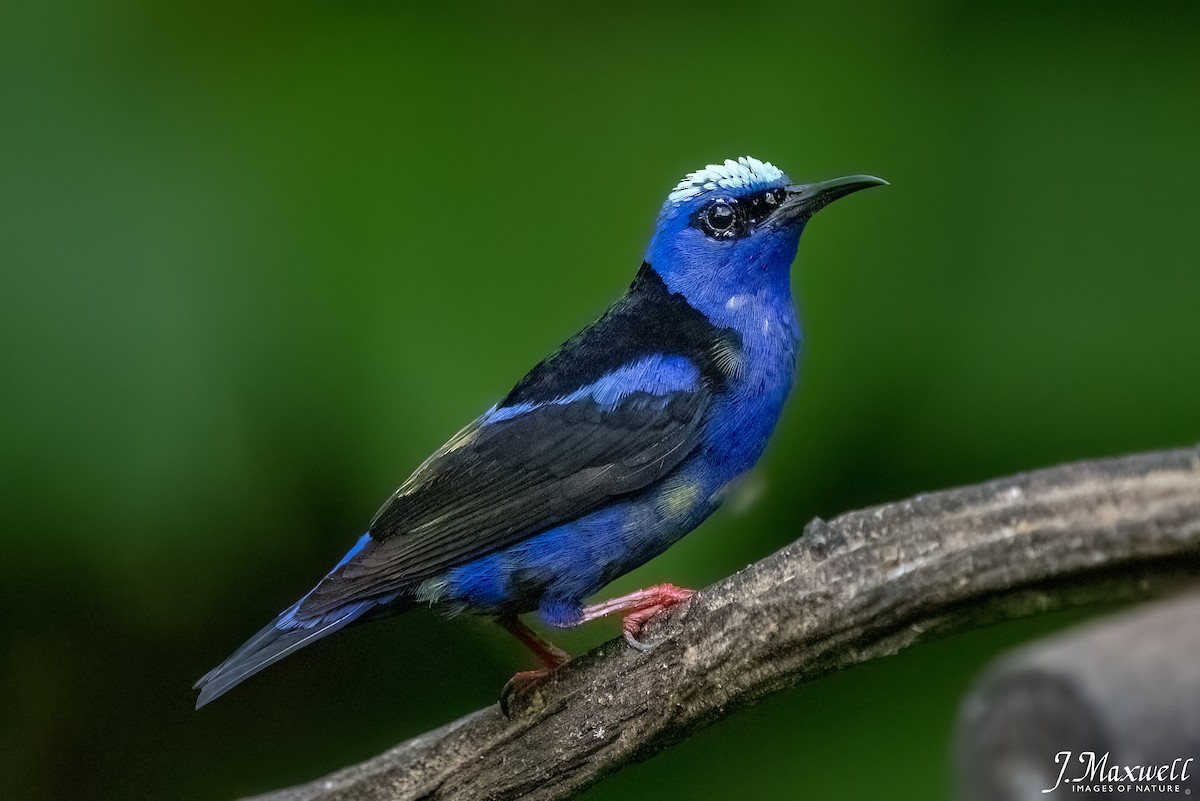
[623,629,654,652]
[500,668,553,718]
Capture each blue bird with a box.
[194,156,885,708]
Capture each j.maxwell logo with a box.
[1043,751,1194,794]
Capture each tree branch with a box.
[247,446,1200,801]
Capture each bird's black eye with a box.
[695,199,743,239]
[707,202,735,231]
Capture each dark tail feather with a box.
[194,600,376,709]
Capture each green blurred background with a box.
[2,1,1198,798]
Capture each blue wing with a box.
[296,352,712,618]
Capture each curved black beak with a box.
[775,174,888,223]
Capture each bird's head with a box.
[646,156,885,307]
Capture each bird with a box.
[194,156,886,709]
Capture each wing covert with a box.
[298,369,711,616]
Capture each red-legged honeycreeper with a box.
[194,157,886,708]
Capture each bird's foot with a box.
[621,587,696,650]
[500,668,555,718]
[497,615,570,718]
[580,583,696,651]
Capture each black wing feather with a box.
[297,390,709,617]
[297,265,738,618]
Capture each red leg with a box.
[577,583,695,651]
[498,615,570,668]
[497,616,570,716]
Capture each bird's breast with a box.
[701,293,800,482]
[713,291,799,391]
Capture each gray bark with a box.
[247,446,1200,801]
[956,592,1200,800]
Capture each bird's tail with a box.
[194,534,408,709]
[193,597,382,709]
